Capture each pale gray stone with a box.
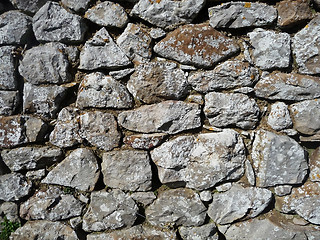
[61,0,91,12]
[42,148,99,192]
[199,191,212,202]
[76,72,133,109]
[82,189,138,232]
[79,28,131,70]
[1,147,62,172]
[252,130,308,187]
[216,182,233,192]
[0,173,32,201]
[0,202,19,223]
[109,68,135,80]
[127,61,188,103]
[310,147,320,182]
[26,169,46,180]
[188,60,259,93]
[102,150,152,191]
[179,223,218,240]
[85,1,128,28]
[9,0,48,14]
[146,188,206,227]
[248,28,291,70]
[274,185,292,197]
[209,2,277,29]
[33,1,87,43]
[150,129,246,190]
[149,28,166,39]
[124,133,167,150]
[186,95,204,105]
[267,102,292,131]
[130,192,156,206]
[20,186,84,221]
[0,46,17,90]
[245,160,255,186]
[131,0,206,29]
[0,11,32,45]
[24,116,48,143]
[0,116,26,148]
[118,100,201,134]
[0,91,19,116]
[204,92,260,129]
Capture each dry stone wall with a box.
[1,0,320,239]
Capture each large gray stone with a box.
[131,0,206,29]
[102,150,152,191]
[179,223,219,240]
[82,189,138,232]
[146,188,206,227]
[33,1,87,43]
[188,60,259,93]
[267,102,292,131]
[0,46,17,90]
[0,91,19,116]
[118,100,201,134]
[0,10,32,45]
[42,148,99,192]
[76,72,133,109]
[248,28,291,70]
[0,116,26,148]
[252,130,308,187]
[79,28,131,70]
[204,92,260,129]
[154,24,240,68]
[150,129,246,190]
[9,0,48,14]
[61,0,91,12]
[127,61,188,104]
[0,173,32,201]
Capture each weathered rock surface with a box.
[179,223,218,240]
[188,60,259,93]
[0,115,25,148]
[0,173,32,201]
[24,116,48,142]
[252,130,308,187]
[33,1,87,43]
[274,185,293,197]
[124,133,166,150]
[310,147,320,182]
[85,1,128,28]
[0,46,17,90]
[76,72,133,109]
[109,68,135,80]
[79,28,131,70]
[9,0,48,14]
[10,220,79,240]
[42,148,99,192]
[127,61,188,103]
[267,102,292,131]
[130,192,156,206]
[248,28,291,70]
[208,184,273,224]
[26,169,46,180]
[204,92,260,129]
[20,186,84,221]
[0,10,32,45]
[131,0,206,29]
[255,72,320,101]
[82,189,138,232]
[0,202,20,224]
[1,146,62,172]
[154,24,240,68]
[0,90,19,116]
[102,150,152,191]
[61,0,91,12]
[149,27,166,39]
[146,188,206,227]
[209,2,277,29]
[118,100,201,134]
[151,129,246,190]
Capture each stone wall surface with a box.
[1,0,320,239]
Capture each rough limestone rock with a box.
[204,92,260,129]
[151,129,246,190]
[26,169,46,180]
[42,148,99,192]
[33,1,87,43]
[79,28,131,70]
[188,60,259,93]
[10,220,79,240]
[267,102,292,131]
[146,188,206,227]
[24,116,48,143]
[102,150,152,191]
[130,192,156,206]
[208,2,277,29]
[0,173,32,201]
[274,185,293,197]
[19,43,71,85]
[0,115,26,148]
[1,146,62,172]
[154,24,240,68]
[127,61,188,103]
[0,46,17,90]
[131,0,206,29]
[109,68,135,80]
[0,202,20,224]
[293,15,320,74]
[310,147,320,182]
[124,133,166,150]
[0,10,32,45]
[290,99,320,135]
[61,0,91,12]
[85,1,128,28]
[248,28,291,70]
[255,72,320,101]
[208,184,273,224]
[49,107,82,148]
[82,189,138,232]
[118,100,201,134]
[79,111,121,151]
[149,27,166,39]
[76,72,133,109]
[179,223,219,240]
[0,90,19,116]
[9,0,48,14]
[87,224,177,240]
[20,186,84,221]
[252,130,308,187]
[116,23,152,63]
